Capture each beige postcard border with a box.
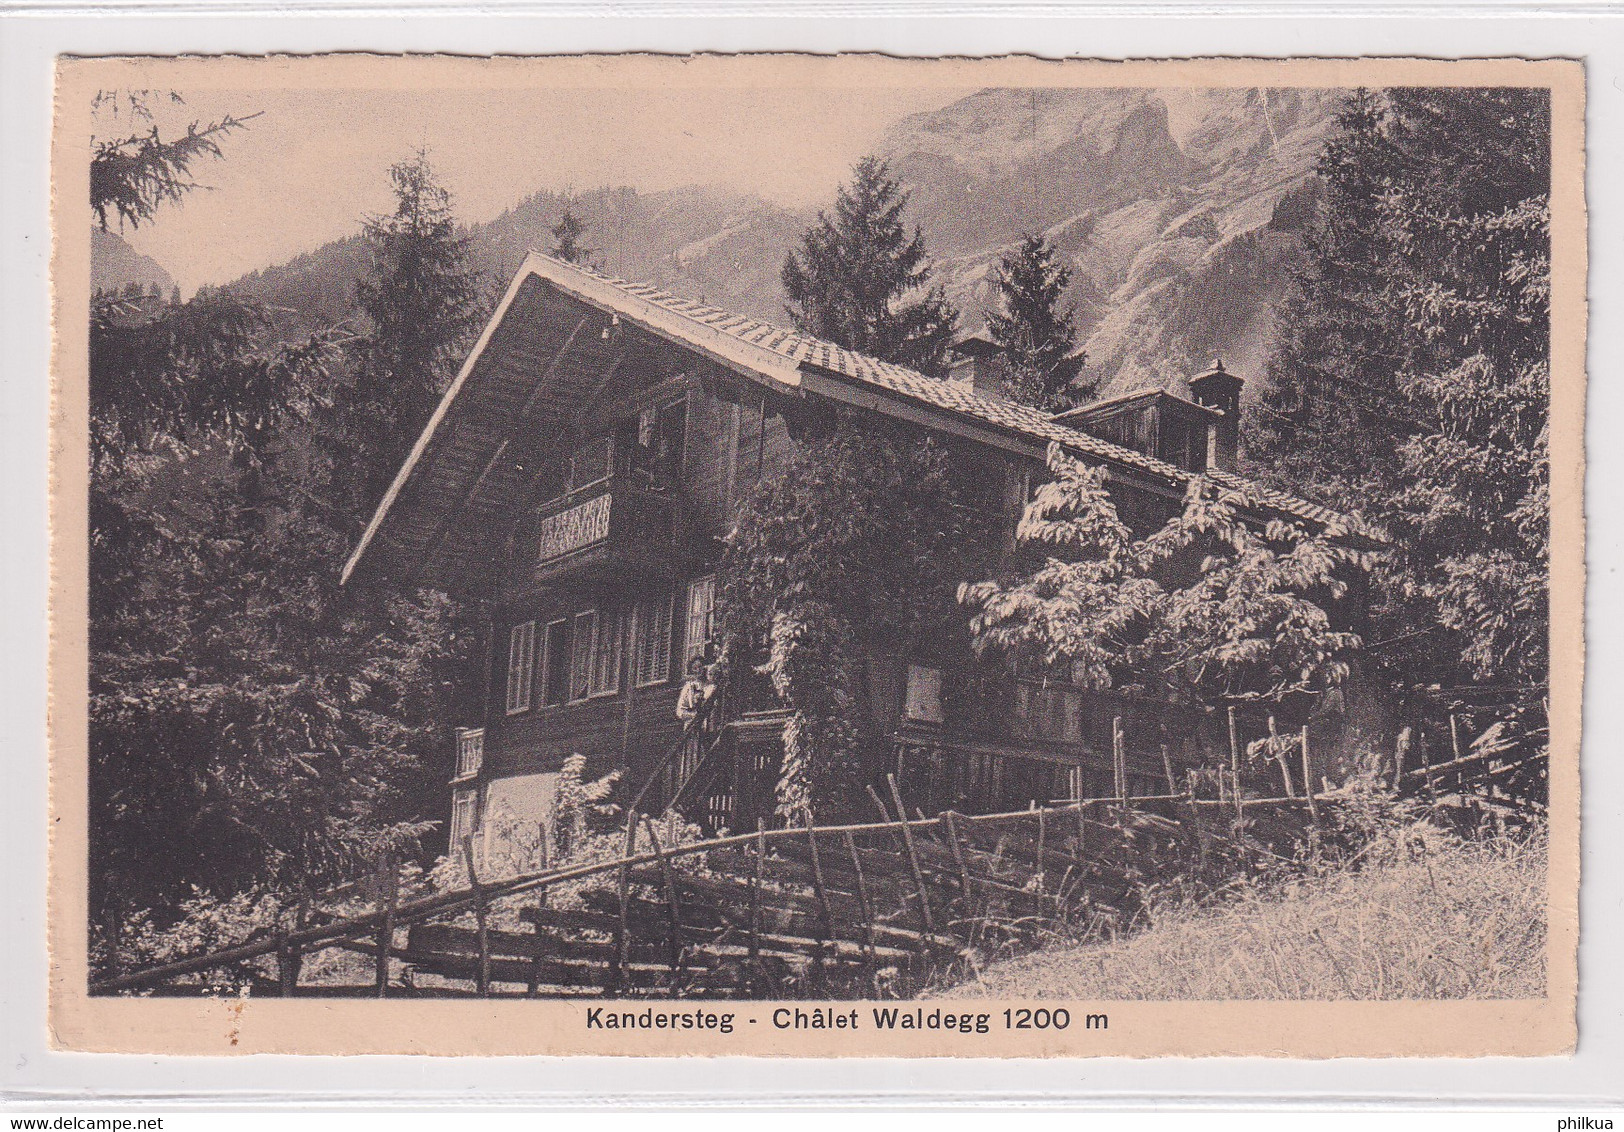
[47,52,1585,1058]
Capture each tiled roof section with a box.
[550,257,1353,534]
[1208,469,1362,534]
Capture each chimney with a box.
[1188,358,1244,471]
[949,337,1006,401]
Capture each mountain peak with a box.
[91,227,176,298]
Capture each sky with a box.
[101,86,971,295]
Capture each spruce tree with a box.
[329,150,486,523]
[551,207,594,265]
[985,233,1087,410]
[1245,87,1550,692]
[781,156,958,376]
[90,90,259,231]
[1249,89,1409,492]
[88,138,480,970]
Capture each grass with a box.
[935,820,1547,1000]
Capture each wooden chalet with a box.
[342,253,1355,856]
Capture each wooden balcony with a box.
[526,479,684,584]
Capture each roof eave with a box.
[341,252,806,586]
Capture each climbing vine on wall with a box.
[717,408,993,823]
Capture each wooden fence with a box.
[92,706,1545,1000]
[95,775,1352,1000]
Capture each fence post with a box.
[1268,715,1296,798]
[1112,716,1127,804]
[1395,726,1412,790]
[527,835,551,997]
[748,821,765,969]
[276,892,309,998]
[1421,729,1437,800]
[610,811,636,995]
[275,931,298,998]
[803,815,835,991]
[885,774,937,937]
[459,837,490,997]
[1184,770,1208,866]
[641,816,684,975]
[1035,806,1047,897]
[375,850,399,998]
[1227,705,1241,789]
[1300,725,1321,827]
[942,811,976,936]
[1161,744,1178,797]
[842,830,880,996]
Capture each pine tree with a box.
[985,233,1087,410]
[781,156,959,376]
[551,207,594,265]
[328,150,486,524]
[1248,89,1409,493]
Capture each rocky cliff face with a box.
[879,87,1341,396]
[227,87,1344,400]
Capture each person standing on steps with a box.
[676,656,710,724]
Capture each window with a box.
[591,609,623,697]
[570,434,613,493]
[569,611,598,702]
[1005,466,1033,548]
[450,787,479,850]
[540,618,572,707]
[455,728,484,779]
[630,398,687,491]
[505,621,536,714]
[684,576,716,668]
[1016,681,1085,743]
[632,591,675,687]
[904,664,945,724]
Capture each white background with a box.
[2,2,1621,1109]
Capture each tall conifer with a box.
[330,150,485,523]
[985,233,1087,410]
[781,156,958,375]
[550,207,594,265]
[1246,88,1550,690]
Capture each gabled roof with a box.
[1049,385,1219,426]
[343,253,1356,585]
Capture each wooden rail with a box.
[94,784,1326,998]
[95,711,1546,999]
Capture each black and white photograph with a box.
[48,52,1582,1058]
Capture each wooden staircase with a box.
[627,693,789,834]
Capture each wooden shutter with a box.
[635,592,674,686]
[505,621,535,714]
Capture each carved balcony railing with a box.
[452,727,484,784]
[526,479,682,583]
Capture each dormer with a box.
[1050,387,1221,473]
